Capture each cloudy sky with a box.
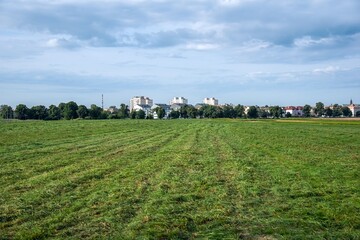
[1,0,359,107]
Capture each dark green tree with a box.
[179,105,189,118]
[234,104,245,118]
[77,105,89,119]
[89,104,102,119]
[58,102,66,118]
[48,105,61,120]
[303,104,312,117]
[30,105,48,120]
[202,105,219,118]
[222,105,235,118]
[99,111,109,119]
[63,101,78,120]
[169,110,180,119]
[186,105,197,119]
[247,106,258,119]
[136,110,146,119]
[356,111,360,117]
[259,109,269,118]
[325,107,333,117]
[118,104,130,119]
[270,106,282,118]
[332,104,342,117]
[314,102,325,117]
[0,105,14,119]
[15,104,29,120]
[130,111,137,119]
[154,107,165,119]
[285,112,292,118]
[341,106,352,117]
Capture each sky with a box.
[1,0,359,107]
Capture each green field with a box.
[1,119,359,239]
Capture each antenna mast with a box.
[102,94,104,110]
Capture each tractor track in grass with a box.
[0,122,194,238]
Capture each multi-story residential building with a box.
[203,97,218,106]
[130,96,153,111]
[170,97,188,105]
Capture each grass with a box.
[0,119,359,239]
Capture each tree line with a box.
[0,101,357,120]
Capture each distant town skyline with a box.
[1,0,359,107]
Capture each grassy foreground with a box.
[0,119,359,239]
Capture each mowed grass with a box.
[0,119,359,239]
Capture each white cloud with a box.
[45,37,80,49]
[293,36,336,48]
[185,43,220,50]
[313,66,340,73]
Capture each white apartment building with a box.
[170,97,188,105]
[130,96,153,111]
[203,97,219,106]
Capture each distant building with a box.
[133,104,152,117]
[203,97,218,106]
[348,99,360,117]
[170,103,187,111]
[106,106,118,113]
[151,104,171,119]
[284,106,304,117]
[195,103,207,109]
[170,97,188,105]
[130,96,153,111]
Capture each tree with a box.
[259,109,269,118]
[154,107,165,119]
[89,104,102,119]
[48,105,61,120]
[169,110,180,119]
[136,110,146,119]
[130,111,137,119]
[197,107,204,118]
[222,105,235,118]
[314,102,325,117]
[30,105,48,120]
[99,111,109,119]
[270,106,282,118]
[247,106,258,119]
[356,111,360,117]
[187,105,197,119]
[15,104,29,120]
[202,105,221,118]
[118,104,130,119]
[63,101,78,120]
[179,105,189,118]
[341,106,352,117]
[325,107,333,117]
[285,112,292,118]
[77,105,89,119]
[234,104,245,118]
[58,102,66,118]
[332,104,342,117]
[303,104,312,117]
[0,105,14,119]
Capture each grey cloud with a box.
[1,0,359,54]
[213,1,360,45]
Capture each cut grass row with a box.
[0,119,359,239]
